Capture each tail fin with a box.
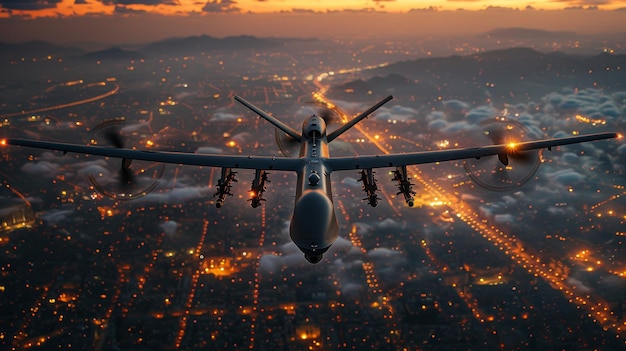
[234,96,302,142]
[327,95,393,142]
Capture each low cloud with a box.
[21,160,61,177]
[40,208,74,225]
[196,146,224,154]
[212,110,241,121]
[159,220,178,236]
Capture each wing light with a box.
[507,142,517,150]
[0,139,6,146]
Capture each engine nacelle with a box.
[302,115,326,139]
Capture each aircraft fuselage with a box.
[289,115,338,263]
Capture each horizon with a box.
[1,7,626,46]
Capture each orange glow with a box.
[0,139,6,146]
[4,0,626,20]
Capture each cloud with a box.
[558,152,581,166]
[258,242,312,274]
[494,213,514,224]
[550,168,586,186]
[442,121,473,134]
[40,209,74,225]
[258,254,282,274]
[566,277,591,293]
[547,205,575,216]
[465,105,498,124]
[375,218,406,231]
[442,99,470,113]
[21,160,61,177]
[75,161,113,180]
[159,220,178,236]
[341,283,364,297]
[230,132,251,144]
[196,146,224,154]
[287,8,316,14]
[408,6,440,12]
[427,119,448,132]
[120,121,151,134]
[341,176,362,189]
[102,0,177,5]
[373,105,419,122]
[212,110,240,121]
[367,247,402,259]
[0,0,61,10]
[138,185,211,204]
[202,0,240,13]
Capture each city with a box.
[0,34,625,350]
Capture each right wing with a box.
[326,132,620,171]
[4,138,303,171]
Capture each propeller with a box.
[275,128,299,157]
[274,104,339,157]
[93,119,136,189]
[318,107,338,126]
[88,119,164,200]
[463,118,542,192]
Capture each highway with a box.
[0,81,119,119]
[312,70,626,343]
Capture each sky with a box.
[0,0,626,44]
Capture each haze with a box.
[1,1,626,45]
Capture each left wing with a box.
[4,138,303,171]
[326,132,619,171]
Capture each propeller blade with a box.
[318,108,337,126]
[104,127,125,148]
[275,128,299,157]
[119,164,135,188]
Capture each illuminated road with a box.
[0,80,119,119]
[249,204,267,350]
[335,200,404,348]
[313,70,626,343]
[174,219,209,349]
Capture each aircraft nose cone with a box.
[290,190,338,251]
[304,253,324,264]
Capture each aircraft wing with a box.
[326,132,619,171]
[4,138,303,171]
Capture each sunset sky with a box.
[1,0,625,44]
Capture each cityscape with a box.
[0,32,625,350]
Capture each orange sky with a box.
[0,1,625,44]
[2,0,626,18]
